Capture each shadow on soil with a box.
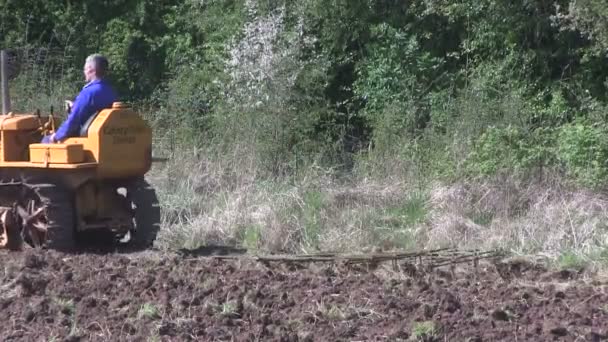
[177,245,248,257]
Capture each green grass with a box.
[368,192,428,250]
[53,298,75,316]
[471,211,494,226]
[325,305,346,321]
[138,303,161,320]
[393,192,428,226]
[411,321,438,340]
[596,247,608,263]
[239,224,263,250]
[557,250,587,271]
[68,316,81,339]
[221,301,238,317]
[301,190,326,251]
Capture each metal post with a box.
[1,50,11,115]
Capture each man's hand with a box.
[49,133,58,143]
[64,100,73,113]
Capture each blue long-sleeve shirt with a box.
[54,79,117,141]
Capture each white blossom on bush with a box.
[224,0,315,109]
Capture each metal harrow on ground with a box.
[204,248,504,269]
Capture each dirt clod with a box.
[548,325,569,336]
[491,309,510,321]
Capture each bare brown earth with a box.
[0,249,607,341]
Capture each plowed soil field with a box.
[0,249,607,341]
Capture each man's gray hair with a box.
[85,54,109,77]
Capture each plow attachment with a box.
[0,202,48,250]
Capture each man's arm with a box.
[53,91,91,141]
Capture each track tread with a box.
[127,178,161,250]
[32,182,75,251]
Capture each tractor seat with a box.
[78,103,126,137]
[79,111,99,137]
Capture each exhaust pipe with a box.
[1,50,11,115]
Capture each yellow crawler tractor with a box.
[0,50,160,251]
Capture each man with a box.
[42,54,117,143]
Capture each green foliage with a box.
[388,192,429,226]
[4,0,608,188]
[99,18,164,97]
[411,321,438,341]
[367,192,428,251]
[557,121,608,188]
[240,224,263,250]
[221,301,238,317]
[558,0,608,53]
[468,126,556,176]
[9,61,77,114]
[354,23,443,117]
[53,298,75,316]
[324,305,346,321]
[557,250,587,271]
[301,190,325,251]
[137,303,160,320]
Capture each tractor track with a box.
[1,248,607,341]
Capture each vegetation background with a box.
[2,0,608,267]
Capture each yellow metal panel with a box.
[2,131,34,161]
[74,102,152,179]
[29,143,84,164]
[0,161,97,169]
[62,137,97,163]
[0,115,39,130]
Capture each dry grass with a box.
[425,176,608,262]
[150,148,608,265]
[149,147,415,253]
